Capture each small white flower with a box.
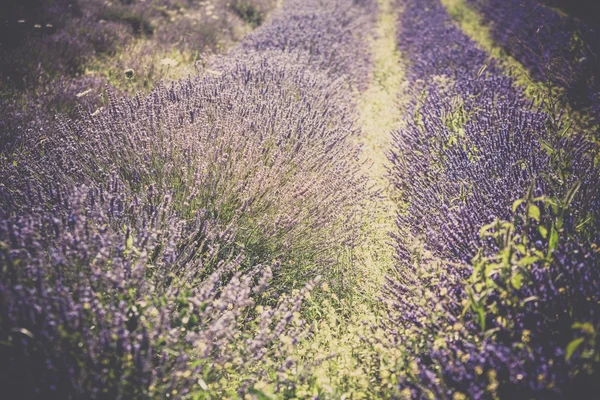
[160,57,178,67]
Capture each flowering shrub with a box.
[0,182,316,398]
[467,0,600,124]
[384,185,600,398]
[3,0,598,397]
[383,0,600,397]
[0,0,377,397]
[390,0,598,266]
[0,0,278,153]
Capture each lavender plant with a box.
[0,0,278,153]
[1,0,378,397]
[384,183,600,398]
[0,182,316,398]
[390,0,599,267]
[239,0,377,91]
[380,0,600,397]
[467,0,600,126]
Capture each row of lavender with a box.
[0,0,376,398]
[386,0,600,397]
[0,0,276,152]
[467,0,600,126]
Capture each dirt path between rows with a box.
[354,0,406,301]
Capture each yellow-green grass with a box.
[353,0,407,303]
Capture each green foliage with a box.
[231,0,265,28]
[102,7,155,36]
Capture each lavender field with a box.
[1,0,599,398]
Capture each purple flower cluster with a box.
[0,0,377,397]
[468,0,600,124]
[390,0,598,265]
[237,0,377,91]
[0,182,315,398]
[385,0,600,397]
[0,0,277,153]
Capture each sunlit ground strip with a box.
[354,0,406,301]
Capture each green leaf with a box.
[477,306,486,332]
[518,256,539,266]
[566,337,584,361]
[538,226,548,239]
[485,263,502,277]
[479,221,498,238]
[573,322,595,334]
[560,120,573,138]
[564,181,581,209]
[576,216,592,231]
[474,282,485,293]
[511,273,523,289]
[521,296,539,305]
[528,204,540,221]
[539,139,556,155]
[248,387,274,400]
[548,226,559,254]
[126,234,134,250]
[512,199,524,213]
[484,327,500,339]
[477,64,488,77]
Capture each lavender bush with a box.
[383,0,600,397]
[1,0,377,397]
[390,0,599,266]
[0,0,277,153]
[385,185,600,398]
[0,182,316,398]
[467,0,600,125]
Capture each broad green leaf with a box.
[566,337,584,361]
[538,226,548,239]
[479,221,498,237]
[518,256,539,266]
[511,273,523,290]
[512,199,524,213]
[528,204,540,221]
[485,263,502,277]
